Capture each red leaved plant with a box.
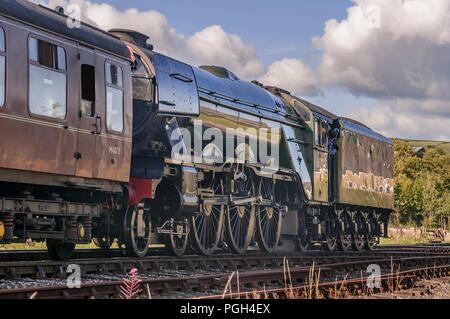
[120,268,143,299]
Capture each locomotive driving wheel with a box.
[123,203,152,258]
[165,219,190,257]
[46,239,76,261]
[256,178,283,253]
[191,174,225,256]
[224,165,256,254]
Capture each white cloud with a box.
[314,0,450,141]
[35,0,318,94]
[349,98,450,141]
[35,0,449,140]
[185,25,265,78]
[314,0,450,100]
[258,58,320,96]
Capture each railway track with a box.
[0,245,448,280]
[199,264,450,299]
[0,245,448,299]
[0,243,448,262]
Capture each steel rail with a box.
[0,244,448,279]
[0,249,448,280]
[0,243,448,262]
[0,255,448,299]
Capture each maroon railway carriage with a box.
[0,0,143,259]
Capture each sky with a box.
[34,0,450,141]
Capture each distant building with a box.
[411,147,426,158]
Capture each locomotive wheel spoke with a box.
[191,176,225,256]
[365,234,378,251]
[324,235,338,252]
[225,166,255,254]
[123,204,152,258]
[339,233,352,252]
[256,178,283,253]
[353,233,366,251]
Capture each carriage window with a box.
[106,87,123,132]
[105,62,124,132]
[28,37,66,119]
[106,63,123,87]
[57,47,66,71]
[322,122,329,146]
[81,64,95,117]
[0,28,5,107]
[314,119,330,147]
[314,119,320,146]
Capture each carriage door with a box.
[75,45,98,178]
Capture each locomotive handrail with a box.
[287,137,309,145]
[159,100,176,107]
[170,73,193,83]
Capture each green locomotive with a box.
[109,29,394,257]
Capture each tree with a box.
[393,139,449,230]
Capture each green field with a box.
[401,139,450,154]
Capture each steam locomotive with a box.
[0,1,393,260]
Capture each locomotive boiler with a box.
[0,1,394,260]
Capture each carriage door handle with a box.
[94,116,102,135]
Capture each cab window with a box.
[314,118,329,148]
[28,37,67,119]
[105,62,124,132]
[0,27,5,107]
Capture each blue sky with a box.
[87,0,352,65]
[83,0,372,118]
[42,0,450,141]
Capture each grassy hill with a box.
[399,139,450,154]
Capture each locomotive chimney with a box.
[109,29,153,50]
